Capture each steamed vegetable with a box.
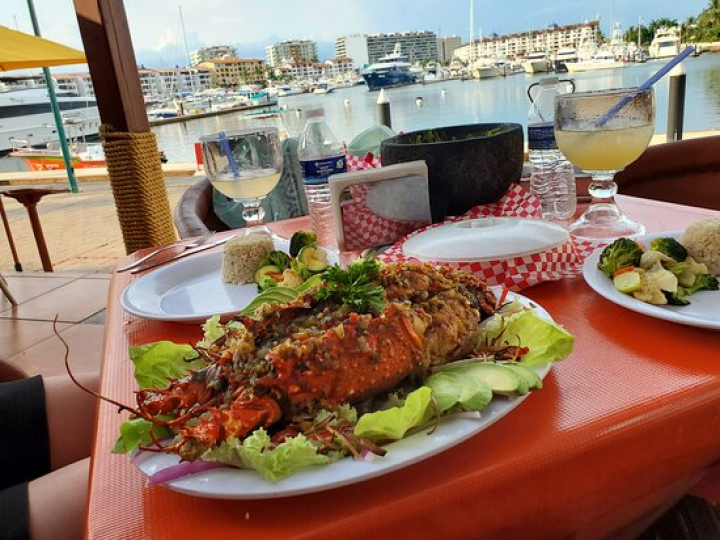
[289,231,318,258]
[258,251,291,272]
[650,237,688,262]
[664,273,719,305]
[597,238,643,278]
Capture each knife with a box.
[130,235,237,274]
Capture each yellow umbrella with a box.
[0,25,85,71]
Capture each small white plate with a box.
[133,292,555,499]
[120,239,337,323]
[583,231,720,331]
[401,218,570,263]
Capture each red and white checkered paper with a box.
[340,183,430,251]
[377,184,599,291]
[345,149,381,171]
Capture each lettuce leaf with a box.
[481,310,575,367]
[202,429,340,482]
[354,387,434,440]
[197,315,243,348]
[112,416,173,454]
[129,341,204,389]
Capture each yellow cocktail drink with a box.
[555,124,654,171]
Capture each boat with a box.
[361,43,417,91]
[522,51,551,74]
[0,83,101,153]
[553,48,578,72]
[649,26,681,59]
[312,83,335,95]
[566,49,626,72]
[9,139,105,171]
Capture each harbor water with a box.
[156,54,719,163]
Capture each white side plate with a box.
[583,231,720,331]
[133,292,555,499]
[121,239,337,323]
[402,218,570,263]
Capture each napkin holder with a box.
[329,161,431,252]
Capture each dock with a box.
[149,100,279,127]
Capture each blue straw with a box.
[595,46,695,128]
[218,131,240,176]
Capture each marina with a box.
[150,52,720,163]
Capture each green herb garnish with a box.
[315,254,386,314]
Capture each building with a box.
[54,73,95,97]
[335,34,370,67]
[265,40,318,67]
[323,58,356,79]
[366,31,438,63]
[454,21,599,61]
[437,36,462,63]
[189,45,238,66]
[197,58,266,88]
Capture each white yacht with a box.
[649,27,681,59]
[522,51,551,74]
[553,48,578,72]
[473,58,509,79]
[312,82,335,95]
[0,83,100,153]
[361,44,416,91]
[566,49,625,72]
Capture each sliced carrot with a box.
[612,266,636,278]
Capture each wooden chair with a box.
[615,136,720,210]
[172,178,230,239]
[0,272,17,305]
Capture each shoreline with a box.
[1,130,716,188]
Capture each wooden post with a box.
[72,0,148,132]
[72,0,177,254]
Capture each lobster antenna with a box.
[54,316,134,414]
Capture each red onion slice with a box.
[148,461,228,485]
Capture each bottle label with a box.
[528,123,557,151]
[301,156,347,186]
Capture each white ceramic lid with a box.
[401,218,570,263]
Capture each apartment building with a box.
[335,34,370,67]
[54,73,95,97]
[437,36,462,63]
[454,21,600,61]
[198,58,266,88]
[265,40,318,67]
[366,31,438,63]
[189,45,238,66]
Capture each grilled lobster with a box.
[134,263,498,461]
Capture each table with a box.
[86,197,720,540]
[0,187,68,272]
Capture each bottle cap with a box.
[304,107,325,119]
[539,76,559,86]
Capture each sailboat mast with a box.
[469,0,474,62]
[179,5,196,94]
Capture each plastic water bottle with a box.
[298,108,347,245]
[527,76,577,221]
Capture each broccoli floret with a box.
[686,273,719,294]
[663,274,718,306]
[289,231,318,258]
[649,237,688,262]
[257,276,279,292]
[597,238,643,278]
[258,250,291,271]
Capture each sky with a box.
[0,0,708,73]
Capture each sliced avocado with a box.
[440,362,526,396]
[501,362,542,390]
[253,265,281,285]
[297,246,329,273]
[289,231,318,258]
[613,271,641,293]
[425,370,493,413]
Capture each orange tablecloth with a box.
[86,197,720,540]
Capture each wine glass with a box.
[201,127,283,235]
[555,87,655,241]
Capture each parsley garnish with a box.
[315,254,386,314]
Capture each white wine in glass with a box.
[555,88,654,241]
[201,127,283,235]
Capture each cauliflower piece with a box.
[639,250,674,270]
[280,268,304,289]
[632,262,678,305]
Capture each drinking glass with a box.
[201,128,283,235]
[555,87,654,240]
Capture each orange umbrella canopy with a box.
[0,25,86,71]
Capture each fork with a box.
[117,231,215,273]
